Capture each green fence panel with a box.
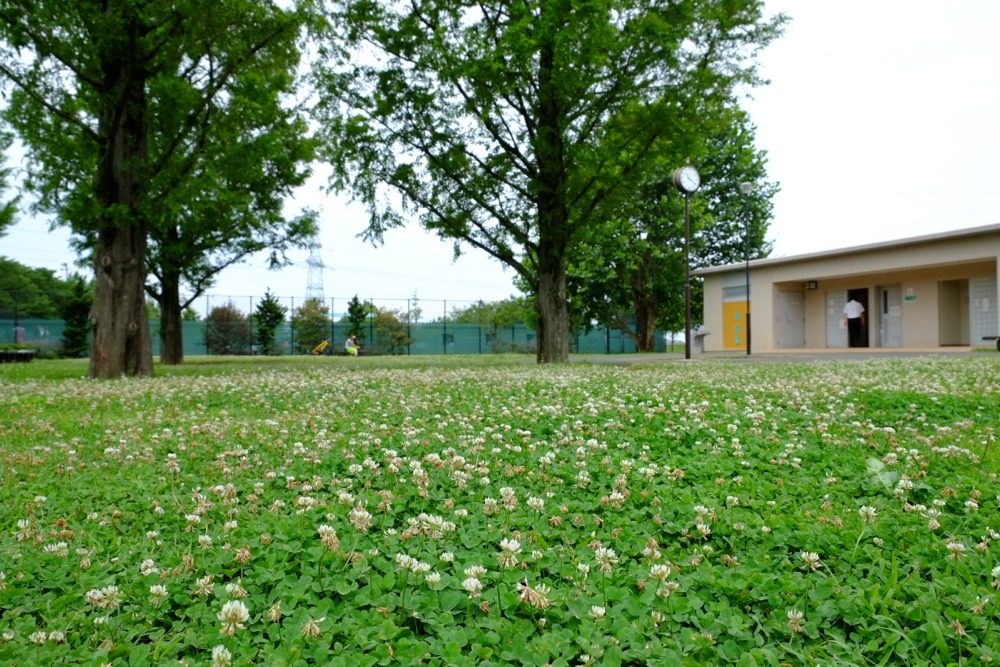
[1,317,673,356]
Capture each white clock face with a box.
[675,166,700,193]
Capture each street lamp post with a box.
[673,166,701,360]
[739,181,754,356]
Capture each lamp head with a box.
[739,182,754,195]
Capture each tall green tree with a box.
[59,275,92,359]
[0,258,68,319]
[291,298,329,354]
[570,106,777,351]
[371,307,413,355]
[449,298,530,353]
[344,295,368,341]
[254,289,288,356]
[142,9,318,366]
[0,0,316,377]
[204,302,252,355]
[313,0,785,362]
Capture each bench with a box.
[984,336,1000,351]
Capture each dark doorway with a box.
[846,288,869,347]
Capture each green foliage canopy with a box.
[313,0,786,362]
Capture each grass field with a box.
[1,355,998,665]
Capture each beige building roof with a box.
[694,223,1000,276]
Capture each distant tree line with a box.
[0,258,91,357]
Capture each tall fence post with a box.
[367,299,374,349]
[248,296,254,355]
[204,294,210,354]
[330,296,337,354]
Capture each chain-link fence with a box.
[1,294,677,356]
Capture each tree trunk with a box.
[634,302,658,352]
[535,249,570,363]
[158,271,184,365]
[533,29,570,364]
[89,10,154,378]
[632,254,658,352]
[90,225,153,378]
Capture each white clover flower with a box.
[858,506,878,524]
[649,564,672,581]
[462,577,483,598]
[656,581,680,598]
[226,582,248,599]
[302,617,324,638]
[425,571,442,585]
[218,600,249,636]
[149,584,169,606]
[589,605,606,620]
[43,542,69,557]
[29,630,47,645]
[440,551,455,563]
[85,585,122,610]
[787,609,805,633]
[317,524,340,551]
[139,559,158,576]
[211,645,233,667]
[946,541,966,561]
[800,552,822,572]
[464,564,487,579]
[498,538,522,568]
[395,553,419,573]
[594,547,618,574]
[349,504,373,532]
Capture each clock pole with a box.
[739,181,754,356]
[673,166,700,360]
[684,192,692,360]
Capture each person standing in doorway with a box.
[843,297,866,347]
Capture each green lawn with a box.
[1,355,998,665]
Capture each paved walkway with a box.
[573,347,988,365]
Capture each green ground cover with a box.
[1,356,998,665]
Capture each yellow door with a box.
[723,301,748,350]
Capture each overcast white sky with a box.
[3,1,999,309]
